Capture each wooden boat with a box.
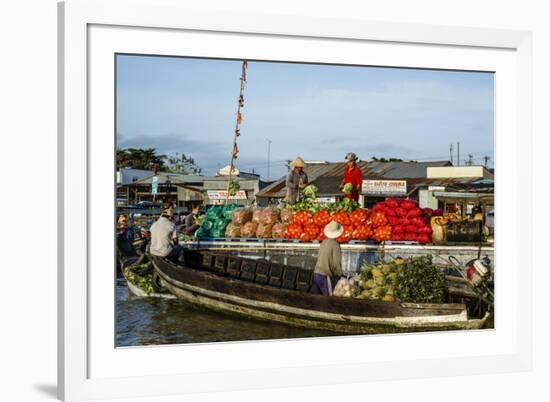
[150,250,490,334]
[120,254,176,299]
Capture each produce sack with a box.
[210,219,229,237]
[293,210,312,225]
[384,207,397,217]
[271,223,287,239]
[371,203,386,213]
[195,227,210,239]
[301,223,319,241]
[333,278,355,297]
[352,225,372,240]
[312,210,331,227]
[225,223,241,238]
[241,221,259,238]
[205,206,223,220]
[256,223,274,238]
[350,209,368,226]
[222,204,238,220]
[280,208,294,224]
[284,223,303,239]
[407,208,422,218]
[392,225,405,234]
[332,210,351,226]
[401,200,418,210]
[430,216,448,244]
[387,216,400,226]
[251,208,263,224]
[232,208,253,225]
[418,226,433,235]
[336,225,354,243]
[417,234,431,244]
[395,207,408,218]
[385,199,399,209]
[410,216,425,228]
[260,206,279,226]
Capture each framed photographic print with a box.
[58,0,533,400]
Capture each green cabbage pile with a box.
[195,204,238,239]
[303,184,318,199]
[342,183,354,194]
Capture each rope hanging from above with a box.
[226,60,248,202]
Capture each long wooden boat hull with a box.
[151,256,489,334]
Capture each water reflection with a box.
[116,278,335,346]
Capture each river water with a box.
[116,278,336,346]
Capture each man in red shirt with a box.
[340,152,362,202]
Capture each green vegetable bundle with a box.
[196,204,238,239]
[342,183,354,194]
[395,255,447,303]
[328,198,359,214]
[356,255,447,303]
[303,184,318,199]
[124,262,155,295]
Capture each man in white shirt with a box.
[149,207,181,261]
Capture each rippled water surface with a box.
[116,278,336,346]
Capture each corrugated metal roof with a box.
[255,160,460,198]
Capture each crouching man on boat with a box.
[312,221,344,296]
[149,207,182,262]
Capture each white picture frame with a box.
[58,0,533,400]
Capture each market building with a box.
[255,160,494,210]
[118,166,267,209]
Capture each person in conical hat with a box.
[312,221,344,296]
[284,156,308,205]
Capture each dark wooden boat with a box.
[150,250,489,334]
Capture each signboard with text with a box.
[207,190,247,200]
[315,197,336,204]
[151,175,158,195]
[362,180,407,195]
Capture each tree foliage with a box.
[116,148,167,171]
[116,148,202,174]
[166,152,202,174]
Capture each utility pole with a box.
[456,142,460,166]
[449,143,454,164]
[266,138,272,181]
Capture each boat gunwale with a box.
[150,255,469,318]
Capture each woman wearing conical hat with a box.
[284,156,308,204]
[312,221,344,295]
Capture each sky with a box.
[116,55,494,179]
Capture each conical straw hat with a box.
[290,156,306,167]
[324,221,344,239]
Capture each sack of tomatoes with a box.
[370,199,433,244]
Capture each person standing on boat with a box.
[339,152,362,202]
[284,156,308,205]
[313,221,344,296]
[149,207,182,262]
